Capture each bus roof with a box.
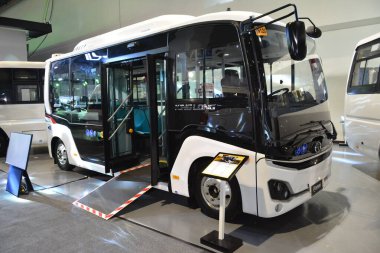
[356,32,380,49]
[0,61,45,69]
[59,11,274,59]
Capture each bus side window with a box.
[71,53,103,124]
[50,59,71,121]
[13,69,40,103]
[352,57,380,86]
[349,42,380,94]
[169,24,252,139]
[175,50,204,100]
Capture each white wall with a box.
[0,28,27,61]
[1,0,379,141]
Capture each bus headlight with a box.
[268,180,291,200]
[294,143,308,156]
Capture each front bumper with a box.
[256,151,332,218]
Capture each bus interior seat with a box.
[133,106,163,135]
[221,69,240,86]
[134,107,151,135]
[221,69,241,97]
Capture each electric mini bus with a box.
[345,32,380,159]
[44,4,335,219]
[0,61,47,157]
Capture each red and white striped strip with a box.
[104,185,152,220]
[72,200,107,219]
[119,163,150,174]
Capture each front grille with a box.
[272,149,332,170]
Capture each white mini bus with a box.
[44,4,335,219]
[0,61,47,156]
[345,32,380,159]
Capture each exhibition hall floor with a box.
[1,144,379,253]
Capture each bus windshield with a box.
[260,26,327,113]
[257,25,329,142]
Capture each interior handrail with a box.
[108,107,133,141]
[107,93,132,122]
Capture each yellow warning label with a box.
[255,26,268,36]
[172,175,180,180]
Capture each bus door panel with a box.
[101,61,141,173]
[146,54,169,185]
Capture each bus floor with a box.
[0,144,379,253]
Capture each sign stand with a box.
[5,132,34,197]
[200,153,247,253]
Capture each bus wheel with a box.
[0,133,8,157]
[55,140,74,171]
[195,168,241,221]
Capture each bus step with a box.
[110,155,140,173]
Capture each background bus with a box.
[0,61,47,157]
[345,32,380,159]
[45,6,334,219]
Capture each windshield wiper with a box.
[300,120,337,140]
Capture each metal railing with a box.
[108,107,133,141]
[107,93,132,123]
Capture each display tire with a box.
[20,182,29,195]
[54,140,75,171]
[194,162,242,221]
[0,133,8,157]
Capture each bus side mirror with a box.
[306,26,322,38]
[286,21,307,61]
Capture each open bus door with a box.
[147,54,169,186]
[101,61,139,174]
[101,54,168,184]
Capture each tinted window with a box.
[172,25,249,102]
[50,59,71,121]
[169,24,253,140]
[13,69,38,81]
[0,69,11,104]
[71,52,103,124]
[348,40,380,94]
[0,68,43,104]
[14,84,39,102]
[50,50,105,123]
[108,34,167,59]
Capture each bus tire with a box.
[194,165,242,221]
[54,140,74,171]
[0,132,8,157]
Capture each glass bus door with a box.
[102,61,137,173]
[102,55,169,182]
[146,55,169,185]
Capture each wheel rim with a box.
[56,143,68,165]
[200,177,232,210]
